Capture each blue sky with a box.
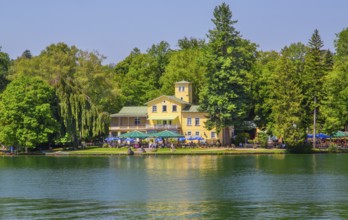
[1,0,348,64]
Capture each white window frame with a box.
[187,118,192,126]
[152,105,157,112]
[195,118,200,126]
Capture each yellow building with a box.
[110,81,230,143]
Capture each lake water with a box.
[1,154,348,219]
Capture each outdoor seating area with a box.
[104,130,216,149]
[306,131,348,149]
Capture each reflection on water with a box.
[1,154,348,218]
[2,198,348,219]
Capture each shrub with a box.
[328,143,339,153]
[286,142,313,154]
[255,131,269,148]
[233,132,250,146]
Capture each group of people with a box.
[148,141,175,150]
[313,138,348,149]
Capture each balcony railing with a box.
[109,124,146,131]
[110,124,180,131]
[146,124,179,130]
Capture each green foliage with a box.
[20,50,32,59]
[321,28,348,134]
[0,49,10,92]
[75,50,122,114]
[328,143,339,153]
[160,46,207,103]
[114,51,161,106]
[302,30,329,130]
[233,132,250,146]
[0,4,347,151]
[251,51,280,129]
[147,41,172,88]
[114,42,172,106]
[9,43,112,145]
[270,43,307,146]
[255,131,269,148]
[335,28,348,58]
[199,3,257,133]
[0,76,59,148]
[177,37,205,50]
[286,142,313,154]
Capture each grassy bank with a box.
[48,147,286,156]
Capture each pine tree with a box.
[271,44,306,146]
[303,29,329,147]
[199,3,257,133]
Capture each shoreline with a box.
[1,147,289,156]
[2,147,342,156]
[57,147,288,156]
[3,147,287,156]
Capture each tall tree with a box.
[0,76,59,152]
[21,49,32,59]
[199,3,257,133]
[177,37,205,50]
[322,28,348,133]
[303,29,330,146]
[147,41,172,88]
[9,43,111,145]
[0,48,10,92]
[270,44,307,145]
[160,41,207,104]
[114,50,162,106]
[251,50,280,130]
[335,27,348,58]
[75,50,122,114]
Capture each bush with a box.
[233,132,250,146]
[328,143,339,153]
[286,142,313,154]
[255,131,269,148]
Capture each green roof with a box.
[110,106,147,117]
[182,105,202,113]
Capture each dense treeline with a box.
[0,2,348,149]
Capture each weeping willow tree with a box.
[54,77,109,145]
[9,43,113,146]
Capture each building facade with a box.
[110,81,230,143]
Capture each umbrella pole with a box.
[313,96,317,149]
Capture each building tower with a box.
[175,80,192,103]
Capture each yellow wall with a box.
[181,112,217,139]
[146,96,216,139]
[175,82,192,103]
[147,96,184,126]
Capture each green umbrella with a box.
[151,130,184,138]
[118,131,149,139]
[333,131,348,138]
